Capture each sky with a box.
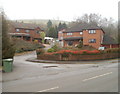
[0,0,119,21]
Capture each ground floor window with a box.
[89,39,96,43]
[67,41,73,46]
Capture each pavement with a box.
[1,51,119,92]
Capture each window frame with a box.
[67,33,72,35]
[36,31,40,34]
[16,29,20,32]
[89,39,96,43]
[25,30,30,33]
[88,30,96,34]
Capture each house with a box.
[58,23,119,49]
[101,34,119,48]
[9,22,44,43]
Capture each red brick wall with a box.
[59,29,104,48]
[101,44,120,48]
[63,32,83,38]
[13,28,41,38]
[37,53,119,61]
[83,29,104,49]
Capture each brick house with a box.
[58,23,119,49]
[9,22,44,43]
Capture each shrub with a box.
[104,48,120,53]
[51,44,59,52]
[13,39,44,53]
[47,48,55,52]
[76,40,83,48]
[36,48,45,55]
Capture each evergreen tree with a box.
[62,22,67,29]
[47,20,52,28]
[58,22,62,31]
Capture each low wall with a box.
[37,53,119,61]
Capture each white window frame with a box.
[89,39,96,43]
[16,29,20,32]
[88,30,96,34]
[25,30,30,33]
[67,33,72,35]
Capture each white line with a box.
[37,86,59,92]
[82,72,113,82]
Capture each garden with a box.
[36,44,120,61]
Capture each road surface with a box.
[2,51,119,92]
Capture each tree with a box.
[40,32,46,44]
[58,22,67,31]
[62,22,67,29]
[47,20,52,28]
[74,13,118,43]
[2,12,15,59]
[58,22,62,31]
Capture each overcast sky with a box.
[0,0,119,21]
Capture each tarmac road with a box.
[2,51,119,92]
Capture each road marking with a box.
[37,86,59,92]
[82,72,113,82]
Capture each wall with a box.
[37,53,119,61]
[63,32,83,38]
[83,29,104,49]
[101,44,120,48]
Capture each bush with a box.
[36,49,45,55]
[13,39,44,53]
[47,48,55,52]
[51,44,59,52]
[104,48,120,53]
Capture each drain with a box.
[43,66,58,68]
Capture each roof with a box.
[64,23,104,33]
[63,37,83,41]
[11,21,44,30]
[102,34,118,44]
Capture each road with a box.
[2,51,118,92]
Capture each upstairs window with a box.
[59,31,62,34]
[80,32,83,35]
[89,39,96,43]
[25,30,30,33]
[88,30,96,34]
[16,29,20,32]
[67,33,72,35]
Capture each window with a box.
[67,41,73,46]
[80,32,83,35]
[16,29,20,32]
[89,39,96,43]
[60,37,63,40]
[25,30,30,33]
[59,31,62,33]
[36,31,39,34]
[88,30,96,34]
[67,33,72,35]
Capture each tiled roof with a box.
[64,23,103,33]
[102,34,118,44]
[11,21,44,30]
